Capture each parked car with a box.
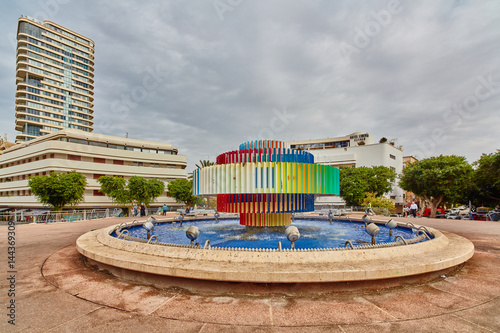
[422,208,446,218]
[488,209,500,221]
[446,213,461,219]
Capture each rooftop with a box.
[4,129,177,155]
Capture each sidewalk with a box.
[1,215,499,332]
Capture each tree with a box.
[470,150,500,207]
[399,155,473,217]
[167,179,202,207]
[128,176,165,206]
[362,192,395,215]
[96,176,129,205]
[98,176,165,207]
[368,166,397,196]
[195,159,215,169]
[29,171,86,211]
[339,166,396,206]
[340,168,368,205]
[189,159,215,180]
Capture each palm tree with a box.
[188,160,215,180]
[195,159,215,169]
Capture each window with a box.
[89,141,107,148]
[93,189,105,196]
[113,160,124,165]
[68,155,81,161]
[26,124,42,136]
[68,138,88,145]
[94,158,105,163]
[108,144,124,150]
[93,174,104,179]
[390,154,396,160]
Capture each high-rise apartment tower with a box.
[15,16,94,142]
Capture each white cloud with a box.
[0,0,499,171]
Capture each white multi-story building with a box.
[288,132,405,209]
[0,129,187,210]
[15,16,95,142]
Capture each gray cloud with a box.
[1,0,499,171]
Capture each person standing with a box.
[365,202,375,216]
[403,206,409,217]
[140,203,146,217]
[133,204,138,217]
[410,202,418,218]
[162,203,168,216]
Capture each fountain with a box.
[193,140,339,226]
[76,140,474,284]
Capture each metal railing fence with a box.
[0,208,123,224]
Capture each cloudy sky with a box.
[1,0,499,172]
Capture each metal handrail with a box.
[417,230,431,240]
[118,230,129,239]
[394,235,408,245]
[147,235,158,244]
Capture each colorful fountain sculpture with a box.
[192,140,340,227]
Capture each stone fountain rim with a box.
[76,218,474,283]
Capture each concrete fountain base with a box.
[76,219,474,284]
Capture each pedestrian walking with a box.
[410,202,418,218]
[365,202,375,215]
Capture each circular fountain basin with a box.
[77,217,474,283]
[111,219,422,249]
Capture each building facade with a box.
[288,132,405,209]
[0,129,187,210]
[15,16,94,142]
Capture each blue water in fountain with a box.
[115,219,421,250]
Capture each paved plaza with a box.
[1,213,499,332]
